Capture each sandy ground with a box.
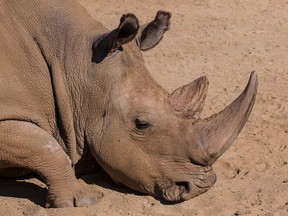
[1,0,287,215]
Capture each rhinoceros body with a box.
[0,0,258,208]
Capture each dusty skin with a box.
[0,0,287,215]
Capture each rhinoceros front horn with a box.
[179,72,258,165]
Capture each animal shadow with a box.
[81,169,177,205]
[0,175,47,207]
[81,169,144,196]
[0,170,171,207]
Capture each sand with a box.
[0,0,287,215]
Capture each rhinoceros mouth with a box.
[154,181,188,202]
[154,172,216,202]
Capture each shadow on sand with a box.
[0,175,47,206]
[0,169,177,207]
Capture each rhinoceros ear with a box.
[136,11,171,51]
[167,76,209,118]
[92,14,139,63]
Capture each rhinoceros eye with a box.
[134,118,150,130]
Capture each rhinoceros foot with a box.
[46,181,97,208]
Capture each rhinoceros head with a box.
[85,11,258,202]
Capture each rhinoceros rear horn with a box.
[92,14,139,63]
[168,76,209,118]
[189,72,258,165]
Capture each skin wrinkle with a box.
[123,82,189,161]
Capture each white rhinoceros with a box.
[0,0,258,208]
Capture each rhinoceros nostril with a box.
[175,181,189,193]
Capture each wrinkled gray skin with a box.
[0,0,258,208]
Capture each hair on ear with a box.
[136,11,171,51]
[92,14,139,63]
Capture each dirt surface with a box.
[0,0,287,215]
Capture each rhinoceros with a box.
[0,0,258,208]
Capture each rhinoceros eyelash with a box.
[134,118,150,130]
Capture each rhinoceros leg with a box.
[0,120,96,207]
